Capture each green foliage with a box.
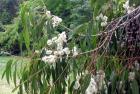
[0,0,20,54]
[0,0,19,24]
[0,18,19,54]
[2,0,140,94]
[130,0,140,6]
[0,9,12,24]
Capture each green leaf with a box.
[81,74,91,93]
[12,85,19,93]
[129,0,140,7]
[131,80,139,94]
[22,28,30,51]
[13,61,17,87]
[2,59,13,84]
[20,4,30,51]
[73,23,88,34]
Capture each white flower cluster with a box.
[45,10,62,27]
[85,70,106,94]
[123,0,134,14]
[42,31,78,64]
[96,13,108,27]
[52,15,62,27]
[42,54,57,64]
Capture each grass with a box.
[0,56,28,94]
[0,56,16,94]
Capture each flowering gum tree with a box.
[2,0,140,94]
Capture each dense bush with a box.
[0,0,21,54]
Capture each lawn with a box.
[0,56,28,94]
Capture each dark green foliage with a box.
[130,0,140,7]
[0,19,19,55]
[0,0,20,24]
[0,22,5,32]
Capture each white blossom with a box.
[96,16,100,20]
[54,51,59,56]
[55,32,67,50]
[45,50,53,55]
[58,32,67,43]
[63,47,70,55]
[46,10,51,18]
[52,37,58,42]
[102,16,108,22]
[56,43,63,51]
[96,13,108,22]
[42,55,57,64]
[96,16,100,21]
[45,10,62,27]
[47,39,53,46]
[52,15,62,27]
[101,22,107,27]
[96,13,108,27]
[96,13,103,20]
[42,56,48,62]
[47,55,57,63]
[58,50,64,56]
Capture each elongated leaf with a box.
[2,59,13,84]
[13,61,17,87]
[131,80,139,94]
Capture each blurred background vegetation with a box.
[0,0,92,55]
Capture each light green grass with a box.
[0,56,17,94]
[0,56,28,94]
